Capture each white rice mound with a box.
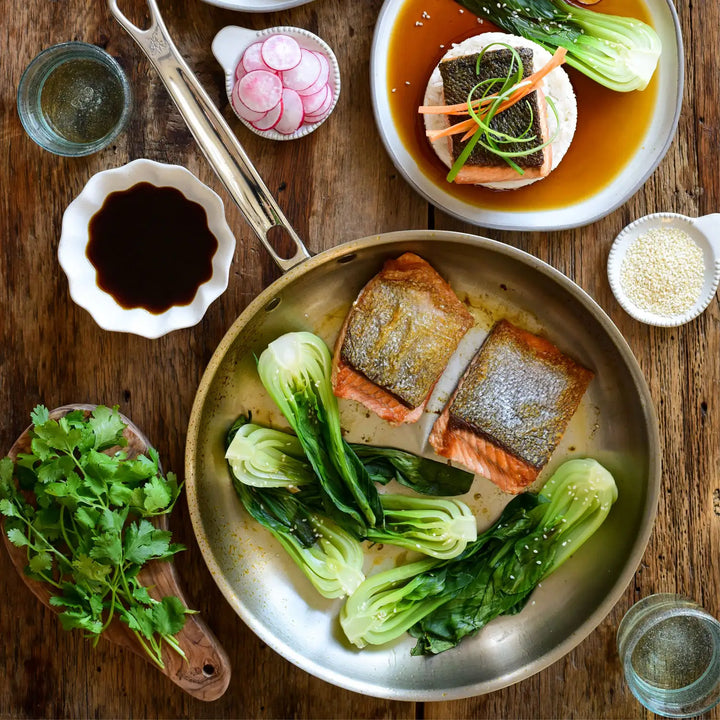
[423,32,577,190]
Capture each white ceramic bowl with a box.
[212,25,341,141]
[607,212,720,326]
[58,158,236,338]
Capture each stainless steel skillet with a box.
[111,0,661,700]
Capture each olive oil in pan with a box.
[40,58,125,144]
[87,182,218,314]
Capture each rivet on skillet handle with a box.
[108,0,311,273]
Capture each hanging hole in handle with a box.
[202,664,216,677]
[266,225,302,261]
[337,253,357,264]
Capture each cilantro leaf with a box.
[31,405,50,426]
[82,449,120,482]
[124,520,172,564]
[58,608,103,635]
[152,596,188,636]
[72,553,112,585]
[122,603,155,640]
[28,551,53,574]
[33,417,83,456]
[107,482,134,506]
[89,531,123,565]
[6,527,29,547]
[0,498,21,519]
[143,476,172,513]
[90,406,127,451]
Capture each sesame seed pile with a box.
[620,227,705,316]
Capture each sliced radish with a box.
[261,34,302,72]
[305,87,334,123]
[234,61,247,83]
[298,53,330,97]
[300,84,329,115]
[251,100,284,131]
[242,42,272,73]
[231,83,270,122]
[274,88,305,135]
[236,70,283,113]
[281,49,321,92]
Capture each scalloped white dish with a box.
[607,212,720,326]
[202,0,314,10]
[58,159,236,339]
[371,0,684,231]
[212,25,340,141]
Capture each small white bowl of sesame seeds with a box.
[607,212,720,327]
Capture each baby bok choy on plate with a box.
[453,0,662,92]
[340,458,618,654]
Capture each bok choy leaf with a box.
[351,445,474,497]
[257,332,382,528]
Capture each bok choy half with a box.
[226,420,365,599]
[454,0,662,92]
[340,458,618,654]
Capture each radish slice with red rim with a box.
[251,100,284,131]
[297,53,330,97]
[281,49,321,92]
[274,88,305,135]
[236,70,283,113]
[231,83,271,122]
[261,34,302,72]
[242,42,272,74]
[300,84,329,115]
[305,87,334,123]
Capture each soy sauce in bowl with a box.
[87,182,219,314]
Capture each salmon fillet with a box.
[439,48,552,185]
[332,253,473,424]
[429,320,594,493]
[451,91,551,184]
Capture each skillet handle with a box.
[108,0,311,273]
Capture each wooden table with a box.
[1,0,718,717]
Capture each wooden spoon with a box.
[2,404,231,702]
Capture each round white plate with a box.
[201,0,314,11]
[370,0,684,231]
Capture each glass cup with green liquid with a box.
[617,594,720,717]
[17,42,132,157]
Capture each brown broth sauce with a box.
[387,0,659,211]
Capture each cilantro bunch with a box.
[0,405,192,668]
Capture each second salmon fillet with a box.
[332,253,473,424]
[429,320,594,493]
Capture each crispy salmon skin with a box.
[332,253,473,424]
[429,320,594,493]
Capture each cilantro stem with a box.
[59,506,76,556]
